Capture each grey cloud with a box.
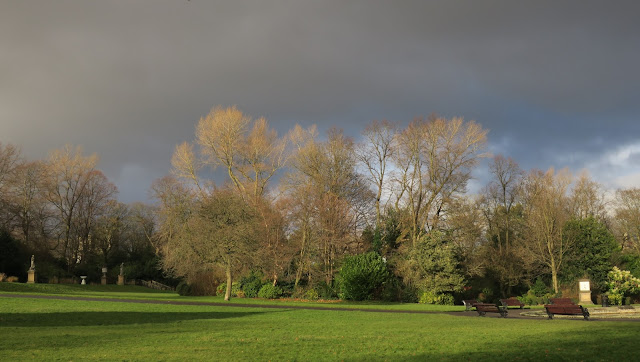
[2,0,639,202]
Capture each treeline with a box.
[2,106,640,304]
[0,144,163,283]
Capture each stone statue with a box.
[30,255,35,270]
[120,262,124,276]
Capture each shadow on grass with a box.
[347,323,640,361]
[0,310,272,327]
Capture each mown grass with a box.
[1,285,639,361]
[0,283,465,312]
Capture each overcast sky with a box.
[2,0,639,203]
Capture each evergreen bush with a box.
[337,252,389,301]
[240,271,264,298]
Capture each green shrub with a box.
[337,252,389,301]
[240,271,264,298]
[316,281,338,300]
[304,288,319,300]
[258,284,283,299]
[216,282,241,297]
[418,291,455,305]
[380,275,403,302]
[478,287,494,302]
[518,290,558,306]
[176,281,192,296]
[530,278,550,297]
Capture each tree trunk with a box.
[551,258,559,293]
[225,260,232,301]
[294,228,307,288]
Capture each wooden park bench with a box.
[462,299,479,311]
[550,298,575,305]
[500,298,525,309]
[475,303,508,318]
[544,304,590,320]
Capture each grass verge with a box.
[0,292,638,361]
[0,283,465,312]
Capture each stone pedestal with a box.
[27,270,36,284]
[117,275,125,286]
[579,279,592,304]
[101,276,107,285]
[579,291,592,304]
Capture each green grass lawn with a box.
[0,283,465,312]
[1,284,639,361]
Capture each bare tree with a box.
[93,200,128,266]
[569,171,607,221]
[357,120,397,227]
[522,168,573,293]
[127,202,159,256]
[445,196,488,278]
[177,106,289,199]
[0,143,21,191]
[44,145,99,268]
[151,175,195,256]
[614,187,640,253]
[285,127,372,286]
[479,155,529,296]
[73,170,118,264]
[9,161,52,251]
[0,143,22,229]
[392,116,488,246]
[253,197,296,286]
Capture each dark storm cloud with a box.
[1,0,639,202]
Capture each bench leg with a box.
[546,312,554,320]
[499,307,508,318]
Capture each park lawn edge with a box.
[0,283,503,312]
